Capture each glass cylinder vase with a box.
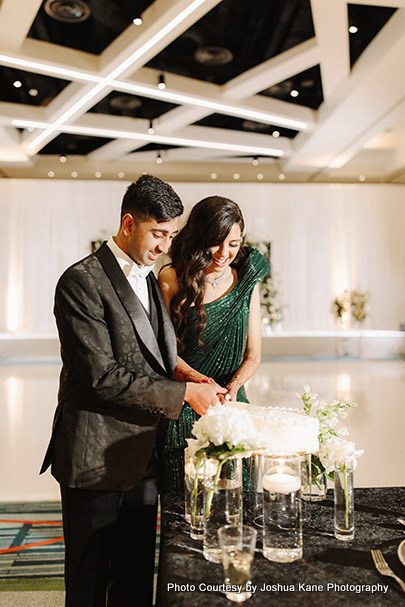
[334,459,354,541]
[262,455,302,562]
[184,448,217,540]
[203,457,243,563]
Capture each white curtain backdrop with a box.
[1,179,404,334]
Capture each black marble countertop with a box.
[157,487,405,607]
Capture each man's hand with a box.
[185,382,227,416]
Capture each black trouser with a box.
[60,458,159,607]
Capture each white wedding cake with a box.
[227,402,319,454]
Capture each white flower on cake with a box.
[189,404,264,455]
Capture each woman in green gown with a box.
[158,196,270,492]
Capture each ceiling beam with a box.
[285,8,405,171]
[221,38,320,100]
[0,125,30,163]
[0,0,43,49]
[347,0,405,6]
[310,0,350,100]
[99,0,223,79]
[19,0,224,155]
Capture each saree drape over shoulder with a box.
[162,247,270,492]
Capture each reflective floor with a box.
[1,358,404,501]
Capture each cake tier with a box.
[227,402,319,455]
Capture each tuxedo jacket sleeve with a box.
[41,243,186,491]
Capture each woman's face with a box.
[208,223,242,272]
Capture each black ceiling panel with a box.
[28,0,154,55]
[89,91,178,119]
[259,65,323,110]
[146,0,314,85]
[348,4,397,67]
[193,114,299,139]
[0,66,69,105]
[38,133,112,155]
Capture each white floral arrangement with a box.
[297,385,364,478]
[188,404,265,518]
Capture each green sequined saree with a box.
[162,247,269,492]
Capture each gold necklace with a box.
[205,266,231,289]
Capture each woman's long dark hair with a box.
[170,196,245,351]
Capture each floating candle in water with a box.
[262,472,301,494]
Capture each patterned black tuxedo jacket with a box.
[40,243,185,491]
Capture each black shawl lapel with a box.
[148,273,178,375]
[95,243,168,375]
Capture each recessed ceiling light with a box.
[211,173,217,180]
[252,157,259,166]
[48,170,55,177]
[71,171,78,178]
[118,172,125,178]
[278,173,286,181]
[59,154,67,163]
[359,174,366,182]
[28,88,39,97]
[27,127,35,132]
[95,171,102,178]
[13,80,22,88]
[290,90,299,98]
[133,16,142,26]
[257,173,264,180]
[349,25,358,34]
[156,152,163,164]
[272,130,280,138]
[233,173,240,180]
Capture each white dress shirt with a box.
[106,236,154,314]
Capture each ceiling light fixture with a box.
[252,157,259,166]
[290,90,299,98]
[28,88,39,97]
[24,0,212,151]
[278,173,286,181]
[118,172,125,178]
[156,152,163,164]
[95,171,102,178]
[48,170,55,177]
[13,80,22,88]
[133,16,143,26]
[148,120,155,134]
[211,173,217,180]
[114,80,310,130]
[257,173,263,180]
[71,171,78,178]
[349,25,358,34]
[0,54,102,83]
[13,119,285,158]
[359,174,366,182]
[272,130,280,138]
[233,173,240,180]
[59,154,67,163]
[157,74,166,90]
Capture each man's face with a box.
[124,214,179,266]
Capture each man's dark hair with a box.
[121,174,183,222]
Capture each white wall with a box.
[1,179,404,333]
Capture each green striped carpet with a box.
[0,501,161,602]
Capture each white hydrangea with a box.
[190,404,265,451]
[319,437,364,473]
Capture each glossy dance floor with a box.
[1,358,404,502]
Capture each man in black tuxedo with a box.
[41,174,225,607]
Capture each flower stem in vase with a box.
[205,458,225,518]
[334,460,354,541]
